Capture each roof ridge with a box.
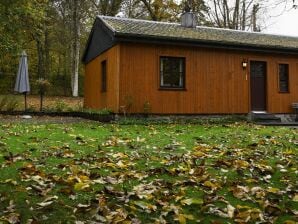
[97,15,181,26]
[97,15,298,39]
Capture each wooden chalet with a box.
[82,14,298,114]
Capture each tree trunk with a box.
[232,0,240,29]
[140,0,158,21]
[241,1,246,30]
[71,0,80,97]
[252,4,259,32]
[223,0,230,28]
[44,25,50,79]
[35,36,44,79]
[213,0,222,27]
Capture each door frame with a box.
[249,59,268,112]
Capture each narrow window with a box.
[279,64,289,93]
[160,57,185,89]
[101,60,107,92]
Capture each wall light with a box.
[242,59,248,69]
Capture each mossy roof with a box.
[98,15,298,52]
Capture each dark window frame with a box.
[278,63,289,93]
[101,60,107,92]
[159,56,186,90]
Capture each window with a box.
[160,57,185,89]
[101,60,107,92]
[279,64,289,93]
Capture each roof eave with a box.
[82,17,117,64]
[97,15,116,34]
[114,32,298,55]
[82,19,97,63]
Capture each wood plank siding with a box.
[84,45,120,111]
[84,42,298,114]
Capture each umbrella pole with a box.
[24,92,27,111]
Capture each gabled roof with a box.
[82,15,298,63]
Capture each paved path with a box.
[257,122,298,128]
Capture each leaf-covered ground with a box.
[0,122,297,223]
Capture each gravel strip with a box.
[0,115,91,124]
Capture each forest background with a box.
[0,0,296,97]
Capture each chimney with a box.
[181,1,197,28]
[181,12,197,28]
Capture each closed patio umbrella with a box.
[14,51,30,111]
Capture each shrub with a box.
[84,108,112,115]
[143,101,151,114]
[26,105,37,112]
[54,100,68,112]
[0,96,9,111]
[36,79,51,94]
[97,108,113,115]
[76,101,84,112]
[120,95,134,116]
[0,95,20,111]
[5,96,20,111]
[69,101,84,112]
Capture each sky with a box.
[263,3,298,36]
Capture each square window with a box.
[279,64,289,93]
[160,57,185,89]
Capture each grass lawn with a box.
[0,121,297,223]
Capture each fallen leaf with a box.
[74,182,90,191]
[77,203,90,208]
[37,196,58,208]
[37,201,54,207]
[203,181,220,191]
[1,179,17,185]
[175,213,194,224]
[6,213,20,224]
[231,185,249,200]
[180,198,203,206]
[234,160,250,169]
[177,214,186,224]
[267,187,281,194]
[227,204,235,218]
[293,194,298,202]
[133,201,157,213]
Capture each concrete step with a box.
[250,112,281,123]
[275,114,297,123]
[257,122,298,126]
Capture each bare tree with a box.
[122,0,208,23]
[121,0,147,18]
[251,3,260,31]
[137,0,180,21]
[207,0,258,30]
[90,0,123,16]
[206,0,295,31]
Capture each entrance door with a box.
[250,61,267,111]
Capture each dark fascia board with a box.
[114,32,298,55]
[82,19,97,63]
[82,18,116,64]
[96,17,116,40]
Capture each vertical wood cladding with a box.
[118,43,248,114]
[84,42,298,114]
[84,45,119,111]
